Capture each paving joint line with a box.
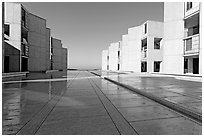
[87,75,122,135]
[90,71,202,125]
[87,72,139,135]
[16,72,79,135]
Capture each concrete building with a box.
[183,2,201,75]
[3,2,68,73]
[108,42,121,71]
[120,20,163,73]
[102,2,201,76]
[3,2,28,72]
[163,2,201,75]
[101,50,109,70]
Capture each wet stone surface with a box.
[2,71,202,135]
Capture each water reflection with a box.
[2,71,68,135]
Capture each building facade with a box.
[163,2,201,75]
[102,50,108,70]
[102,2,201,76]
[108,42,121,71]
[3,2,68,73]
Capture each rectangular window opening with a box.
[187,2,193,11]
[154,61,161,72]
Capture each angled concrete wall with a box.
[109,42,119,71]
[62,48,67,70]
[121,34,129,71]
[4,3,21,72]
[28,13,47,72]
[163,2,184,74]
[4,42,20,72]
[127,26,142,72]
[102,50,108,70]
[46,28,51,70]
[52,37,62,70]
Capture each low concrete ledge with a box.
[2,72,29,78]
[45,70,59,73]
[151,72,202,78]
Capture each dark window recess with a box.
[184,58,188,73]
[51,48,53,53]
[21,30,28,43]
[107,56,109,60]
[187,2,193,11]
[107,65,109,70]
[141,38,147,51]
[193,58,199,74]
[21,8,28,28]
[154,38,162,49]
[144,23,147,34]
[118,64,120,71]
[154,61,161,72]
[141,62,147,72]
[118,51,120,57]
[4,24,10,36]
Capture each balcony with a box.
[184,34,199,56]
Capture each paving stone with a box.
[130,117,201,135]
[36,115,119,135]
[118,105,179,122]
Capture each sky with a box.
[20,2,164,69]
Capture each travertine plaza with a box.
[102,2,201,76]
[2,2,68,73]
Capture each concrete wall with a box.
[146,21,163,73]
[109,42,119,71]
[4,3,21,51]
[163,2,184,74]
[4,2,21,72]
[52,37,62,70]
[199,4,202,74]
[127,26,142,72]
[121,34,129,71]
[4,42,20,72]
[102,50,108,70]
[46,28,51,70]
[62,48,67,70]
[28,13,47,72]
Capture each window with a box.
[118,51,120,57]
[154,38,162,49]
[187,2,192,11]
[141,38,147,51]
[141,62,147,72]
[107,65,109,70]
[186,38,192,51]
[154,61,161,72]
[144,23,147,34]
[118,64,120,71]
[4,24,10,36]
[107,56,109,60]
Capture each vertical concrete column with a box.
[199,3,202,74]
[2,2,4,73]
